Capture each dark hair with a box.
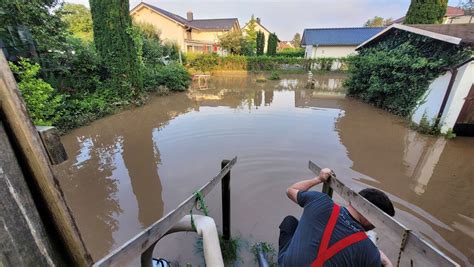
[359,188,395,217]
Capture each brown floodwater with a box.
[54,73,474,266]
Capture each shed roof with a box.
[357,23,474,49]
[301,27,385,46]
[131,2,238,31]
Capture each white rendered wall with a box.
[440,61,474,133]
[411,72,452,125]
[411,61,474,133]
[304,46,356,59]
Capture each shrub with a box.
[153,63,190,91]
[42,37,103,93]
[268,71,280,80]
[9,58,62,126]
[189,53,219,73]
[276,49,304,58]
[345,30,471,117]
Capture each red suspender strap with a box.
[311,204,341,267]
[311,204,368,267]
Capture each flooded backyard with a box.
[54,73,474,266]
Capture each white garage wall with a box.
[411,71,452,125]
[440,61,474,133]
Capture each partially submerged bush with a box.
[268,71,280,80]
[153,63,191,92]
[189,53,219,73]
[9,58,62,126]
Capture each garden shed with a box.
[357,24,474,136]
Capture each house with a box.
[301,27,385,59]
[130,2,240,53]
[277,41,294,50]
[242,17,271,52]
[358,23,474,136]
[392,6,473,24]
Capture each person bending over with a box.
[278,168,394,267]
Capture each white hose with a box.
[165,215,224,267]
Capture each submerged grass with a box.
[195,234,242,266]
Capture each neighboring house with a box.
[277,41,294,50]
[242,17,271,52]
[358,23,474,136]
[301,27,384,59]
[130,2,240,53]
[392,6,473,24]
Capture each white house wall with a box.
[411,71,452,126]
[440,61,474,133]
[305,45,357,58]
[411,60,474,134]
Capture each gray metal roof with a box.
[137,2,237,30]
[189,19,237,30]
[301,27,385,46]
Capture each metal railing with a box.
[93,158,237,267]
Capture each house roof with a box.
[301,27,385,46]
[391,6,465,25]
[131,2,238,31]
[357,23,474,49]
[188,19,238,30]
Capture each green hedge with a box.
[276,50,305,58]
[211,55,346,71]
[345,29,471,117]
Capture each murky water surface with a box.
[55,74,474,266]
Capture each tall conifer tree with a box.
[89,0,142,92]
[404,0,448,24]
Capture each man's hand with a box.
[318,168,333,182]
[286,167,333,204]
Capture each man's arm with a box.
[286,168,332,204]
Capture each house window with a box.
[187,45,193,52]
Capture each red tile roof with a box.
[446,6,465,16]
[392,6,466,25]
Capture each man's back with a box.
[278,191,381,266]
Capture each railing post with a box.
[221,160,231,240]
[322,181,333,198]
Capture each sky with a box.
[66,0,463,40]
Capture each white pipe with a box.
[165,215,224,267]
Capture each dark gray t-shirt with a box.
[278,191,381,267]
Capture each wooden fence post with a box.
[221,160,231,241]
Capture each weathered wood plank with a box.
[93,157,237,267]
[36,126,68,165]
[308,161,459,267]
[0,51,92,266]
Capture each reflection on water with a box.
[55,74,473,266]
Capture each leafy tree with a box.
[0,0,67,52]
[292,33,301,47]
[256,31,265,56]
[364,16,393,27]
[60,3,93,42]
[219,30,247,55]
[266,33,278,56]
[459,0,474,15]
[244,15,257,51]
[404,0,448,24]
[89,0,143,93]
